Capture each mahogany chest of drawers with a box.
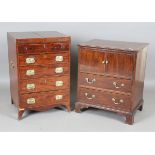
[75,39,148,125]
[8,31,71,119]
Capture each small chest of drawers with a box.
[75,39,148,125]
[8,31,71,119]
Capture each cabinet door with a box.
[106,51,134,78]
[79,48,106,74]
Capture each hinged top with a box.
[79,39,149,51]
[7,31,70,43]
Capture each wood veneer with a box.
[8,31,71,120]
[75,39,148,125]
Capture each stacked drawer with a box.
[76,47,133,112]
[17,42,70,110]
[8,32,71,119]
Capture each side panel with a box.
[7,34,19,107]
[132,47,148,110]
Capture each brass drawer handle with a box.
[85,93,95,100]
[85,78,96,84]
[55,95,63,100]
[27,98,35,104]
[27,84,35,90]
[26,69,35,76]
[102,60,109,64]
[55,81,63,87]
[113,82,125,89]
[55,67,63,73]
[112,98,124,105]
[26,57,35,64]
[55,56,63,62]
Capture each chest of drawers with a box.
[8,31,71,120]
[75,39,148,125]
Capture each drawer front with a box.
[20,89,69,108]
[19,76,69,93]
[19,64,69,79]
[47,42,69,51]
[79,73,132,93]
[18,52,69,66]
[78,87,131,111]
[17,42,69,54]
[18,44,45,54]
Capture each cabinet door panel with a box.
[79,48,106,74]
[106,52,134,78]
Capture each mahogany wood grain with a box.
[18,52,69,66]
[79,72,132,93]
[19,75,69,93]
[75,39,148,125]
[8,31,71,119]
[20,89,70,109]
[19,64,69,79]
[17,42,69,54]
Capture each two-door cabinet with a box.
[8,31,71,120]
[75,39,148,125]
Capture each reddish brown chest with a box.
[8,31,71,119]
[75,39,148,125]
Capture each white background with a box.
[0,0,155,155]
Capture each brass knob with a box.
[102,60,108,64]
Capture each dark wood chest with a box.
[75,39,148,125]
[8,31,71,119]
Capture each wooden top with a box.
[79,39,149,51]
[7,31,70,43]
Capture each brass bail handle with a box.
[85,93,95,100]
[85,78,96,84]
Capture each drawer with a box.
[78,87,131,111]
[19,64,69,79]
[79,73,132,93]
[46,42,69,51]
[19,75,69,93]
[18,44,45,54]
[18,52,69,66]
[20,89,69,108]
[17,42,69,54]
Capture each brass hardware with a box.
[27,84,35,90]
[55,67,63,73]
[113,82,125,89]
[85,93,95,100]
[102,60,108,64]
[85,78,96,84]
[55,56,63,62]
[26,70,35,76]
[26,57,35,64]
[19,108,25,111]
[27,98,35,104]
[102,60,105,64]
[10,61,15,69]
[55,95,63,100]
[55,81,63,87]
[112,98,124,105]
